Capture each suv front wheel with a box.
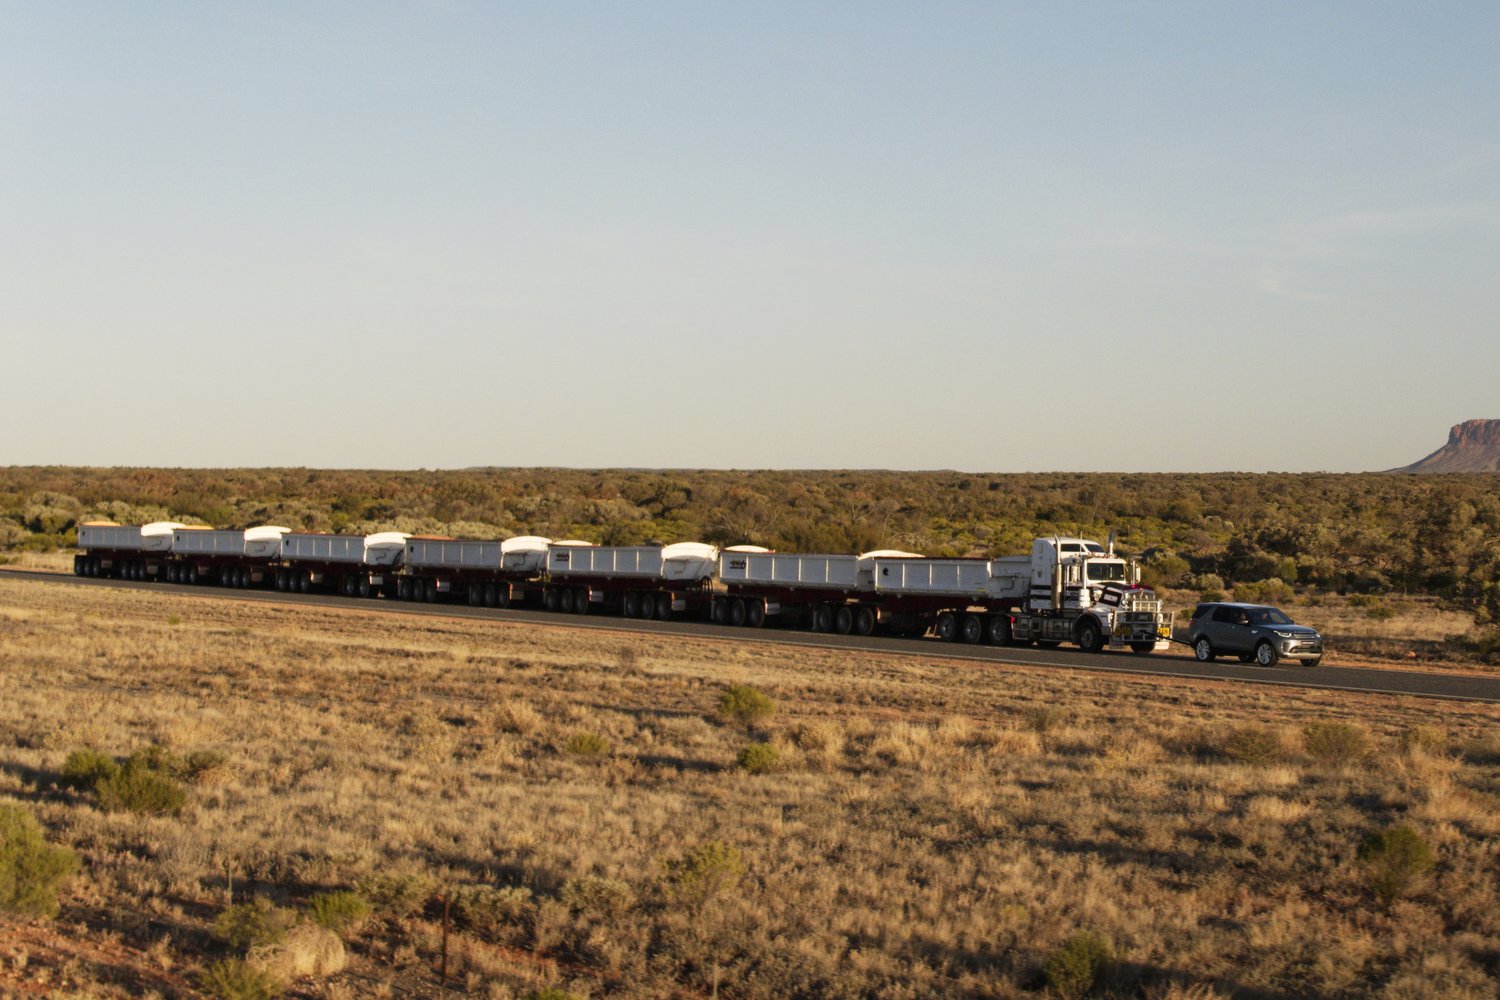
[1193,637,1215,662]
[1255,641,1280,666]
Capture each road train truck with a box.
[716,535,1173,653]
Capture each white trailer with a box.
[166,526,291,587]
[74,521,185,579]
[543,541,718,618]
[276,531,410,596]
[398,535,551,607]
[712,548,922,631]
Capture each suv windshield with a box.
[1246,607,1293,626]
[1087,561,1126,582]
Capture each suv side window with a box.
[1211,607,1239,624]
[1191,604,1211,621]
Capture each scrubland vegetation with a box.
[2,577,1498,998]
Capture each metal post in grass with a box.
[439,893,450,988]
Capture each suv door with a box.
[1210,606,1250,654]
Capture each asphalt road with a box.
[5,568,1500,704]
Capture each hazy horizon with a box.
[4,4,1497,473]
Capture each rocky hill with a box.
[1395,419,1500,472]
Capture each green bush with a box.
[662,841,745,910]
[559,875,635,917]
[200,957,285,1000]
[64,746,188,815]
[737,742,782,774]
[717,685,774,729]
[1220,725,1283,765]
[524,989,582,1000]
[1303,722,1370,766]
[356,869,435,917]
[1359,825,1435,906]
[306,890,370,935]
[0,804,80,918]
[564,731,610,757]
[1044,931,1113,999]
[96,761,188,816]
[450,884,533,934]
[60,748,119,790]
[214,897,299,950]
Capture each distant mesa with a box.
[1393,419,1500,473]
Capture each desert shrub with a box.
[1359,825,1435,906]
[215,897,299,950]
[306,890,370,935]
[0,804,80,919]
[1366,605,1396,621]
[737,742,782,774]
[96,756,188,816]
[450,884,533,934]
[1234,578,1294,606]
[1025,706,1065,734]
[183,750,233,785]
[524,989,582,1000]
[564,731,610,757]
[559,875,635,917]
[200,957,285,1000]
[1347,594,1378,609]
[1400,725,1447,756]
[1302,722,1370,766]
[61,748,119,790]
[1198,589,1226,603]
[717,685,774,729]
[1219,725,1283,765]
[662,841,745,910]
[66,746,188,815]
[1044,931,1113,999]
[356,869,435,917]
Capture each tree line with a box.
[3,466,1498,622]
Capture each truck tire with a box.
[960,614,983,644]
[543,588,560,612]
[853,606,875,636]
[654,593,672,620]
[1255,641,1279,667]
[1077,620,1103,653]
[746,600,766,628]
[559,588,575,613]
[574,587,589,614]
[811,605,831,632]
[1129,642,1154,655]
[729,599,747,627]
[985,616,1012,646]
[357,577,371,599]
[935,612,958,642]
[833,605,854,634]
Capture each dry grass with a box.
[1,577,1498,998]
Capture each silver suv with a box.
[1184,602,1323,667]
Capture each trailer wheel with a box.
[574,587,590,614]
[833,605,854,635]
[186,565,198,585]
[1076,620,1103,653]
[729,598,747,627]
[746,600,766,628]
[495,584,511,609]
[654,593,672,620]
[809,605,828,631]
[357,577,371,599]
[301,574,314,595]
[961,614,984,644]
[853,606,876,636]
[935,612,958,642]
[708,597,725,623]
[985,616,1012,645]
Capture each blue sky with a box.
[3,2,1496,471]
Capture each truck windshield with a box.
[1087,561,1126,582]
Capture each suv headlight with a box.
[1273,630,1297,638]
